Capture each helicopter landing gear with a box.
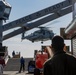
[32,40,34,43]
[41,41,43,44]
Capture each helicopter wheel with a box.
[32,41,34,43]
[41,41,43,44]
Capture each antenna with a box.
[1,0,5,1]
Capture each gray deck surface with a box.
[3,58,34,75]
[3,71,33,75]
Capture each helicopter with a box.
[21,20,60,43]
[21,26,55,43]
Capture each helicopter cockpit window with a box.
[34,31,40,35]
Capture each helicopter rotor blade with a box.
[45,20,60,27]
[37,20,60,29]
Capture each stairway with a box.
[4,58,33,71]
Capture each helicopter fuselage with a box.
[23,30,54,43]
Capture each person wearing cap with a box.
[43,35,76,75]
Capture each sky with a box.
[3,0,73,58]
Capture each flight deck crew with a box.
[12,51,15,58]
[19,56,25,73]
